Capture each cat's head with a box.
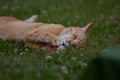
[59,23,93,48]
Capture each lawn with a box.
[0,0,120,80]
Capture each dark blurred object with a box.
[80,45,120,80]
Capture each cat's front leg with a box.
[26,30,64,46]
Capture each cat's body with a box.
[0,15,93,51]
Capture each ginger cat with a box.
[0,15,93,52]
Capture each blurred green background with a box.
[0,0,120,80]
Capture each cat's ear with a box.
[82,23,93,34]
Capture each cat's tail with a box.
[25,15,38,23]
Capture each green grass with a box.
[0,0,120,80]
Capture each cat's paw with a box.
[53,38,70,48]
[56,45,65,52]
[51,38,70,52]
[62,39,70,47]
[53,39,64,46]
